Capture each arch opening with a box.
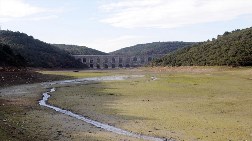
[96,64,100,69]
[83,58,86,63]
[90,64,94,68]
[125,64,130,68]
[104,64,108,69]
[112,64,116,68]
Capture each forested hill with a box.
[0,43,26,67]
[152,27,252,66]
[0,30,84,68]
[110,42,195,56]
[52,44,107,55]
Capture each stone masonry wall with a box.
[73,55,165,69]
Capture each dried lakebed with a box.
[39,75,170,141]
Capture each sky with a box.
[0,0,252,53]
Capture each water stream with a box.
[39,75,171,141]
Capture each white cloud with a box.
[0,0,59,22]
[85,35,146,53]
[0,0,45,17]
[100,0,252,28]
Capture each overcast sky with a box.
[1,0,252,53]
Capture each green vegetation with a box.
[52,44,107,55]
[153,27,252,66]
[0,30,85,68]
[49,67,252,141]
[0,43,26,67]
[110,41,195,56]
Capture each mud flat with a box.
[1,72,142,141]
[39,88,166,141]
[1,67,252,141]
[48,67,252,141]
[39,75,168,141]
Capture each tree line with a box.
[0,30,85,68]
[152,27,252,66]
[0,43,26,67]
[110,41,195,56]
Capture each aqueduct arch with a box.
[73,54,165,69]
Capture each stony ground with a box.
[0,69,140,141]
[48,67,252,141]
[0,67,252,141]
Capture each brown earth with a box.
[0,68,73,87]
[0,69,143,141]
[0,68,73,141]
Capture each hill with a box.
[52,44,107,55]
[152,27,252,66]
[0,30,84,68]
[110,42,195,56]
[0,43,26,67]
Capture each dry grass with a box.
[39,70,111,78]
[50,67,252,141]
[1,67,251,141]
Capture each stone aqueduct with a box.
[73,55,165,69]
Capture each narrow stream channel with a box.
[39,76,171,141]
